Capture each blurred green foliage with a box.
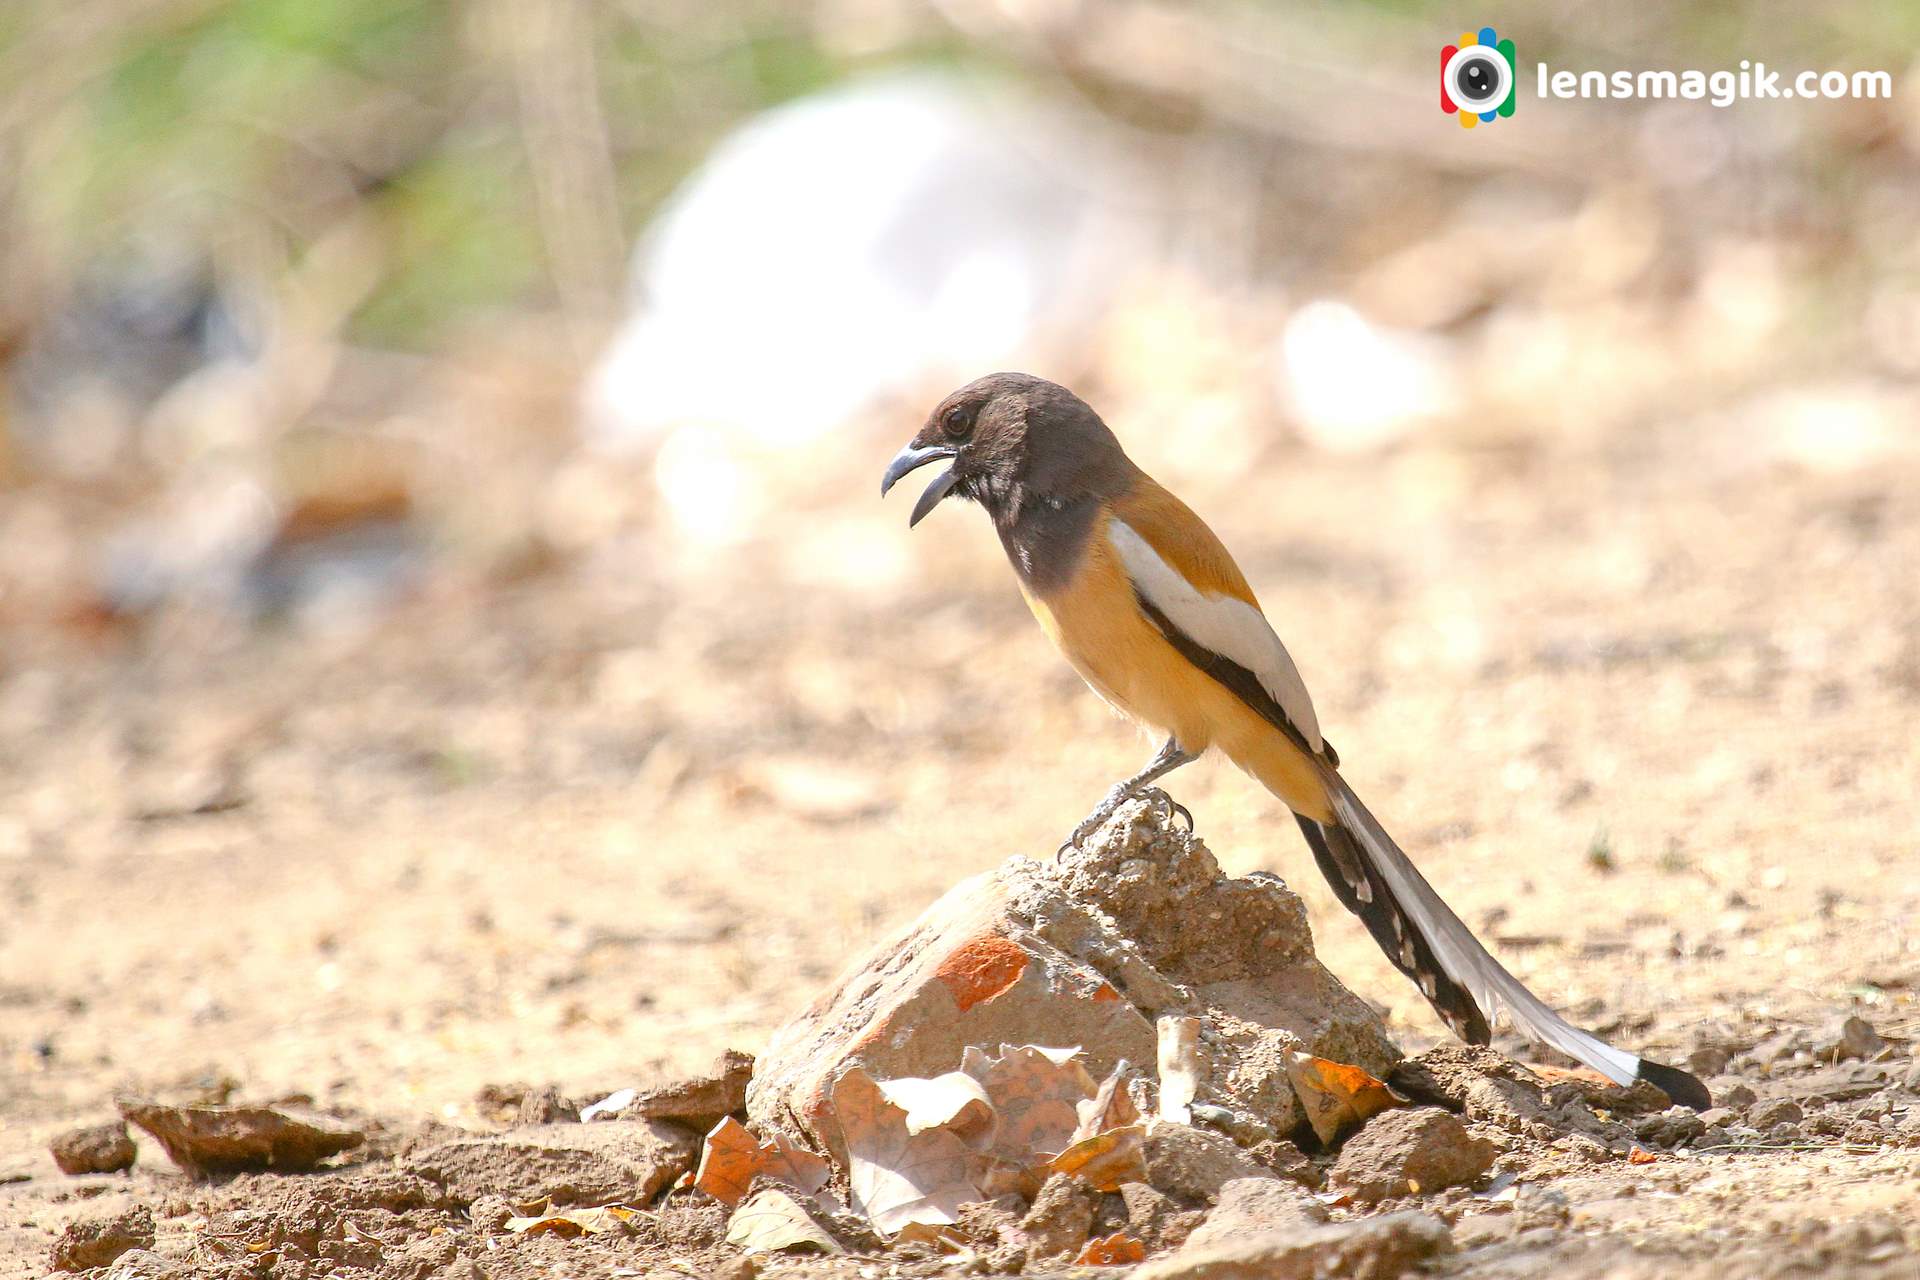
[1,0,940,348]
[0,0,1909,350]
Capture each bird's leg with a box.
[1059,738,1196,854]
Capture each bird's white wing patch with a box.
[1109,519,1322,749]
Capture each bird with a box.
[882,371,1710,1111]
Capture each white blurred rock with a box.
[586,71,1143,478]
[1274,300,1457,453]
[1754,381,1918,473]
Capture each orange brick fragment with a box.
[934,935,1029,1011]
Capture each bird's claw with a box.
[1140,786,1194,834]
[1056,822,1106,859]
[1163,792,1195,833]
[1057,784,1194,860]
[1056,784,1131,859]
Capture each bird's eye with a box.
[941,402,975,440]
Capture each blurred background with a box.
[3,0,1919,1175]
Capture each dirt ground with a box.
[3,402,1918,1277]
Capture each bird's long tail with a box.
[1296,766,1710,1110]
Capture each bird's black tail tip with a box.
[1636,1058,1712,1111]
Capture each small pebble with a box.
[468,1195,515,1233]
[1818,1016,1885,1062]
[1688,1046,1732,1077]
[51,1205,153,1272]
[49,1123,136,1177]
[514,1085,579,1125]
[1844,1120,1882,1146]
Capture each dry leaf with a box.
[1156,1016,1202,1124]
[1285,1052,1403,1145]
[1075,1231,1148,1265]
[834,1067,984,1236]
[893,1221,972,1251]
[960,1044,1095,1167]
[974,1154,1041,1201]
[1045,1123,1146,1191]
[504,1203,641,1237]
[694,1116,830,1207]
[725,1188,842,1255]
[876,1071,996,1148]
[1628,1145,1658,1165]
[1074,1062,1140,1142]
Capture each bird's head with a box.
[880,372,1127,527]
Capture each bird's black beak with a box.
[880,443,961,527]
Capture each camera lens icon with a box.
[1441,27,1516,128]
[1449,48,1507,110]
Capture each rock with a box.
[188,1171,452,1268]
[392,1235,458,1275]
[748,798,1397,1162]
[1189,1102,1272,1147]
[50,1121,137,1175]
[401,1119,698,1206]
[474,1082,535,1124]
[1119,1183,1205,1252]
[954,1195,1030,1272]
[467,1194,516,1233]
[1905,1060,1920,1094]
[1329,1108,1495,1203]
[1844,1118,1883,1146]
[1632,1106,1707,1148]
[1142,1120,1276,1203]
[1687,1046,1732,1078]
[1134,1210,1451,1280]
[1513,1185,1571,1229]
[1534,1071,1670,1116]
[1246,1138,1322,1188]
[1022,1172,1098,1260]
[515,1085,580,1126]
[117,1097,364,1177]
[1744,1028,1810,1069]
[95,1248,188,1278]
[1182,1177,1326,1250]
[1818,1016,1885,1062]
[1779,1062,1895,1104]
[51,1205,154,1272]
[623,1049,756,1131]
[1749,1099,1804,1130]
[1803,1108,1853,1139]
[1719,1082,1758,1109]
[1386,1046,1626,1149]
[1450,1214,1511,1250]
